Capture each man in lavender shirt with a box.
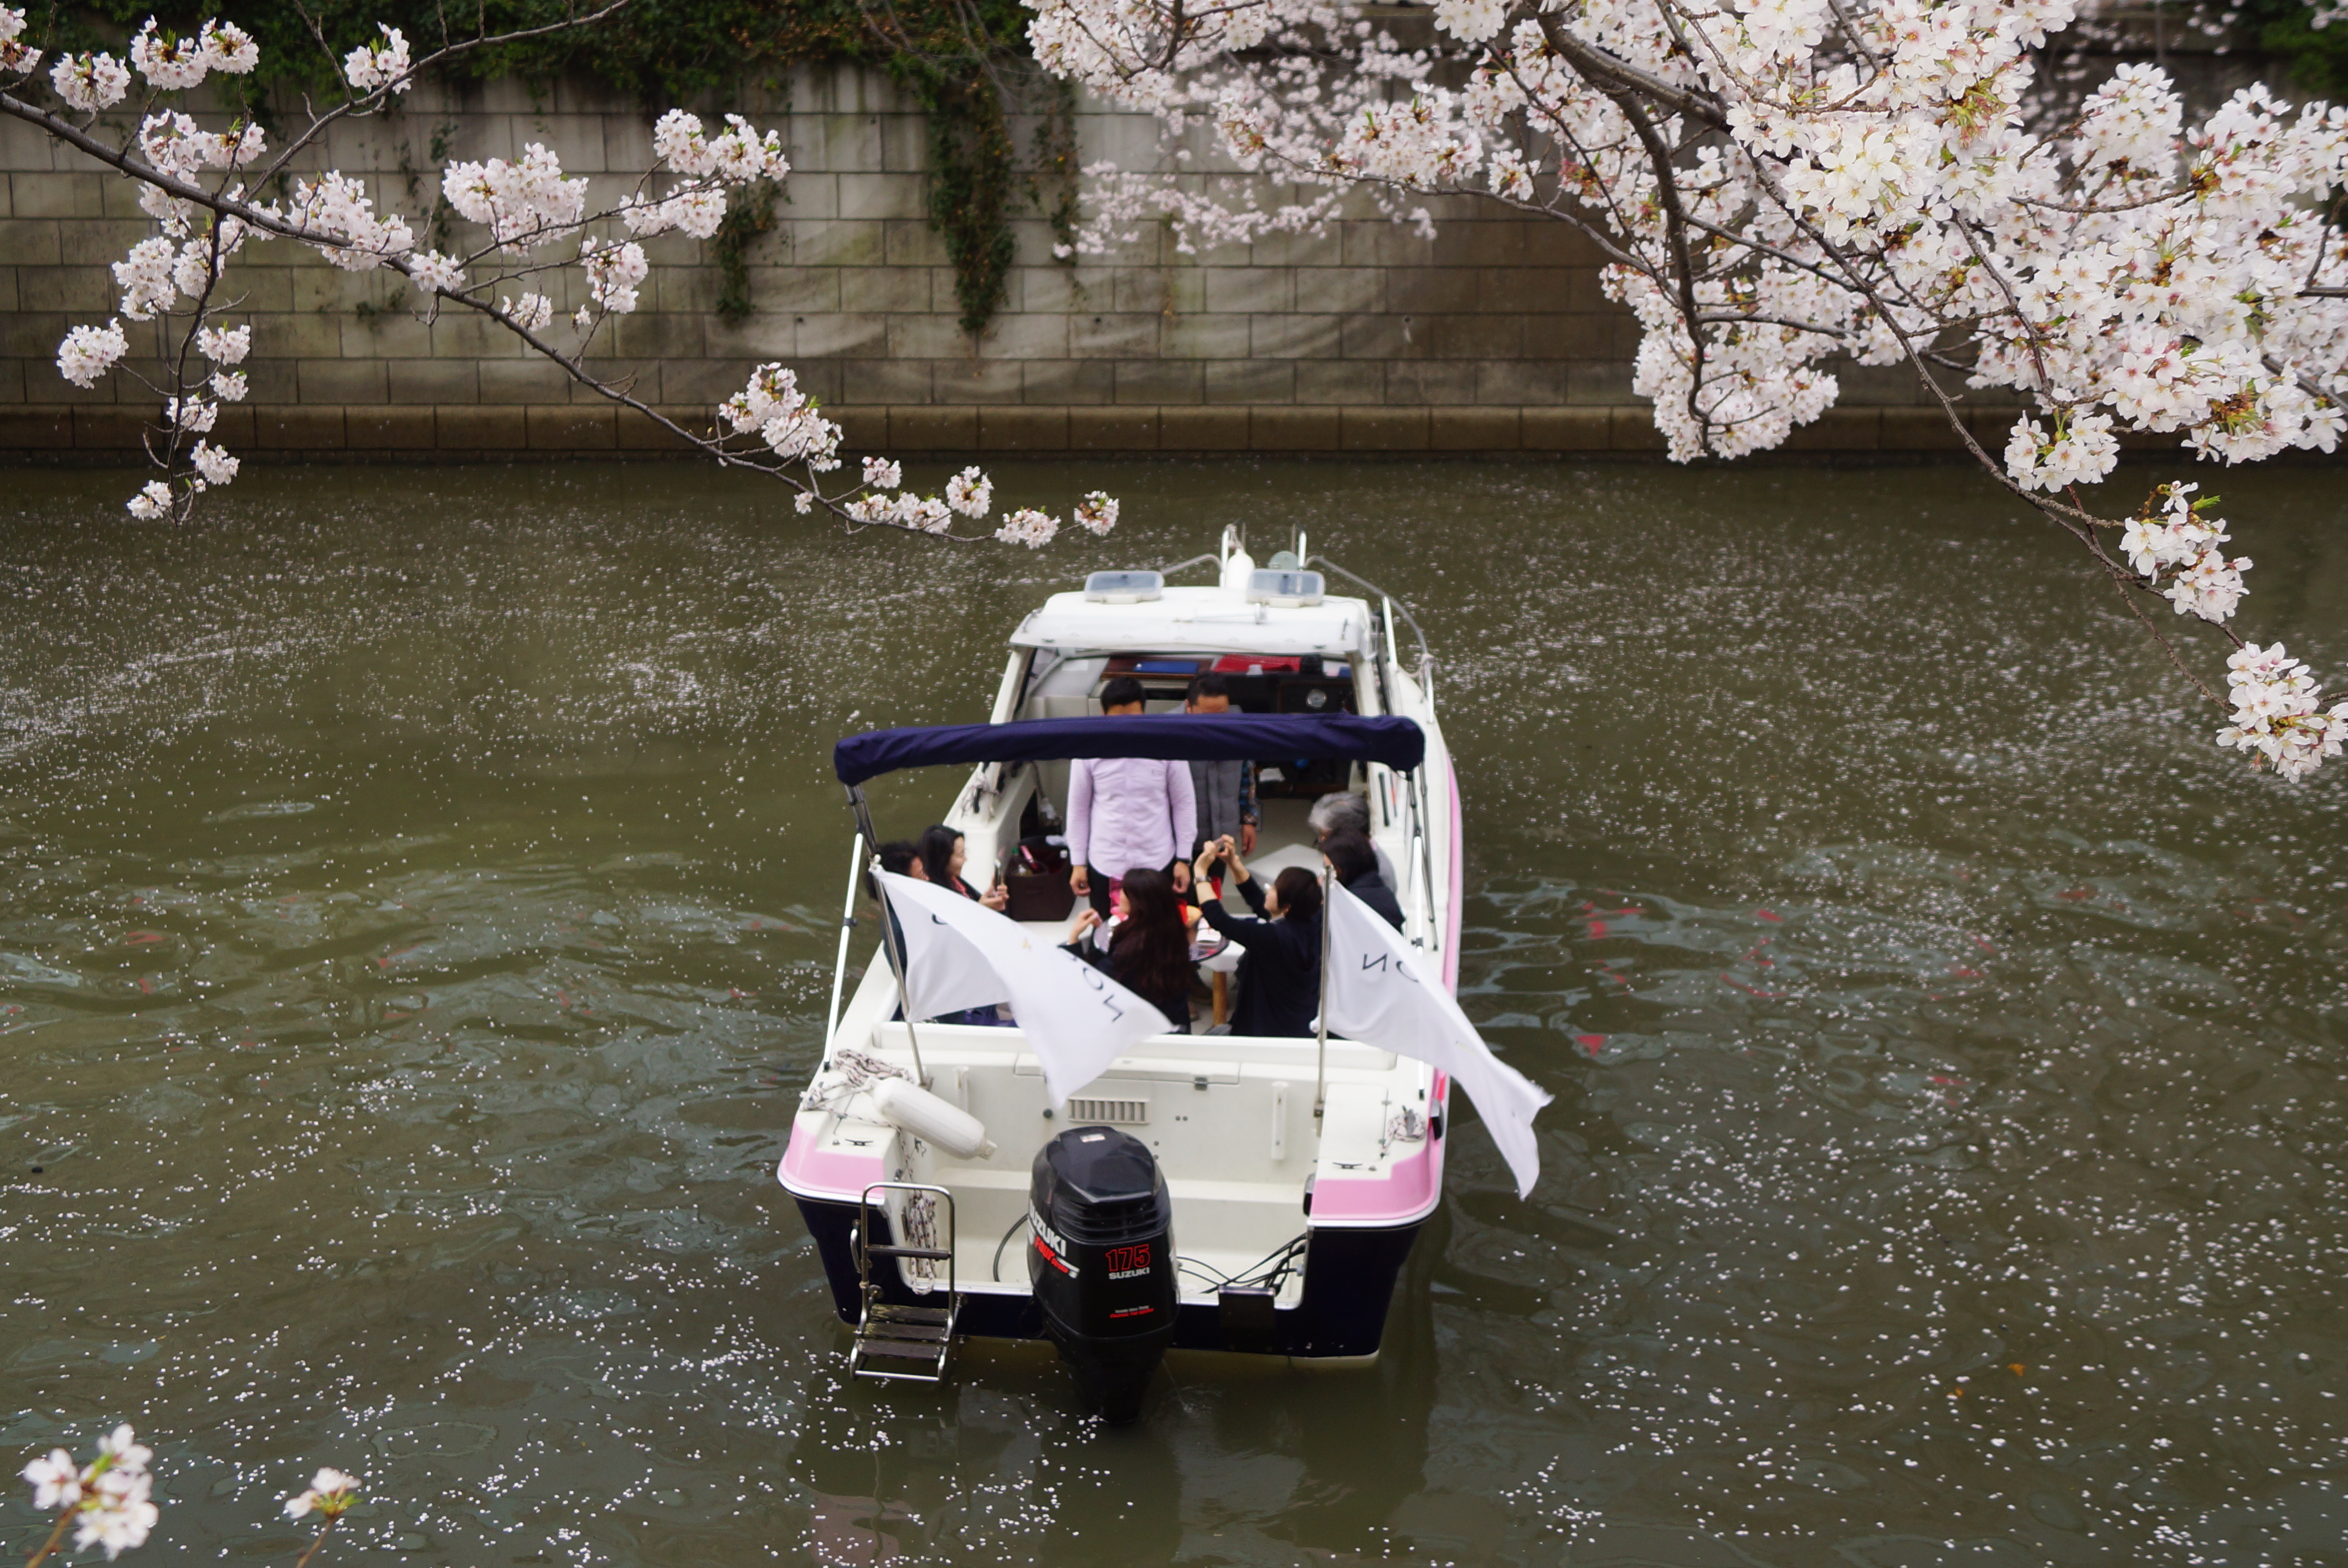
[1068,676,1197,920]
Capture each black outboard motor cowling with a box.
[1028,1126,1178,1423]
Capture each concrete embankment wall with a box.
[0,54,2231,461]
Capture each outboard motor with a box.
[1028,1126,1178,1423]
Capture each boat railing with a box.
[1306,555,1434,694]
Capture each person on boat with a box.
[1191,835,1322,1038]
[1321,827,1405,930]
[918,824,1009,911]
[874,837,1006,1027]
[1183,671,1258,860]
[1307,790,1368,841]
[1310,789,1399,887]
[1062,866,1195,1033]
[1068,676,1196,920]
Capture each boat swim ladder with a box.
[849,1182,960,1383]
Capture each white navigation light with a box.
[1245,569,1324,607]
[1084,570,1163,605]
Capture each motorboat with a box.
[776,529,1466,1416]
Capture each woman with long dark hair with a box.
[1064,865,1194,1033]
[918,823,1008,911]
[1192,835,1323,1038]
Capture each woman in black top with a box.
[1192,836,1322,1038]
[1063,866,1193,1033]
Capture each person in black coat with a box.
[1191,835,1322,1038]
[1062,866,1194,1033]
[1320,827,1404,930]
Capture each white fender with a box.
[872,1077,996,1161]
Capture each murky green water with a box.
[2,458,2345,1567]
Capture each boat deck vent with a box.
[1084,570,1162,605]
[1067,1095,1151,1126]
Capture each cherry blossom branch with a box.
[5,8,1121,551]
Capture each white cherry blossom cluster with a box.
[340,24,410,94]
[126,17,256,89]
[20,1424,160,1560]
[2004,411,2120,493]
[405,250,466,294]
[720,363,845,472]
[1024,0,2347,769]
[830,453,1020,538]
[442,145,588,252]
[945,466,993,515]
[624,112,789,240]
[580,238,650,313]
[56,320,128,388]
[1074,492,1119,535]
[286,172,413,270]
[996,507,1061,548]
[2120,483,2249,623]
[849,492,956,532]
[0,4,34,72]
[50,49,132,111]
[2218,644,2348,781]
[499,293,555,332]
[1032,0,2348,480]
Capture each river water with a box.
[1,459,2344,1568]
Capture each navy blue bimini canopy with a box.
[834,714,1425,787]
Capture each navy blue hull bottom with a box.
[791,1196,1424,1359]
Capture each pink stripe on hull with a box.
[778,1126,888,1200]
[1444,762,1464,996]
[1311,1139,1441,1225]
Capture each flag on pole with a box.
[874,870,1173,1105]
[1320,878,1552,1198]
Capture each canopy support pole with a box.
[846,785,927,1088]
[1313,859,1332,1125]
[823,831,864,1055]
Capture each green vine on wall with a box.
[713,177,780,324]
[903,65,1017,333]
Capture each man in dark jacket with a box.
[1320,828,1404,930]
[1184,671,1258,858]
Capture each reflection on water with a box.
[1,460,2344,1566]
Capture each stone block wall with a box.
[0,59,2061,460]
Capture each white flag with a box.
[874,870,1172,1105]
[1321,878,1552,1198]
[878,879,1009,1025]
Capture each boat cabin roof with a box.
[1010,585,1372,659]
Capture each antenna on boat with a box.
[844,785,929,1087]
[824,831,864,1051]
[1312,858,1332,1123]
